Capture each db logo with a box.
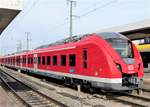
[128,65,134,71]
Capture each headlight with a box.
[116,63,122,72]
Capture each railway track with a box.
[1,67,150,107]
[0,69,68,107]
[106,91,150,107]
[143,87,150,93]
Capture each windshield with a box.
[98,32,134,58]
[106,38,133,58]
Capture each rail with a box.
[0,69,68,107]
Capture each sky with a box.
[0,0,150,55]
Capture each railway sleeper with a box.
[28,101,51,105]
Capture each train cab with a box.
[97,32,144,90]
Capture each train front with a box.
[98,32,144,91]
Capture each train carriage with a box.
[0,32,144,91]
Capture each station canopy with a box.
[0,0,22,34]
[97,19,150,40]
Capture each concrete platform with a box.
[0,82,18,107]
[144,72,150,84]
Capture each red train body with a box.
[0,32,144,91]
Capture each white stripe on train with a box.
[5,64,122,84]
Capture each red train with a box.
[0,32,144,91]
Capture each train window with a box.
[19,57,20,63]
[69,54,76,66]
[53,56,57,65]
[29,58,31,64]
[98,32,134,58]
[30,58,31,64]
[16,58,18,63]
[31,57,33,64]
[22,58,23,63]
[28,58,30,64]
[38,57,41,65]
[47,56,51,65]
[83,49,87,68]
[13,58,15,64]
[83,50,87,60]
[18,58,20,63]
[24,57,26,63]
[83,62,87,68]
[42,56,45,65]
[20,58,22,63]
[61,55,66,66]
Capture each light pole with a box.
[25,32,30,50]
[67,0,76,42]
[16,40,22,52]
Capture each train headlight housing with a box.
[116,63,122,72]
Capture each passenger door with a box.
[20,55,22,68]
[82,49,88,75]
[34,53,38,72]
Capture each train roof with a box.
[35,34,89,50]
[3,32,129,57]
[98,32,128,40]
[29,32,129,54]
[35,32,128,50]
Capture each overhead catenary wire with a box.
[79,0,117,17]
[1,0,117,55]
[3,0,117,37]
[47,0,117,34]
